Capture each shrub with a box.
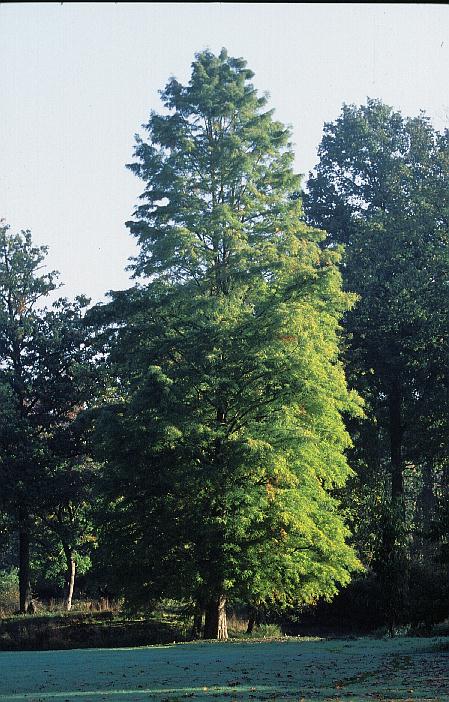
[0,568,19,616]
[251,623,283,638]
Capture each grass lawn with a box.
[0,636,448,702]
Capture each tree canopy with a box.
[305,99,449,628]
[0,223,98,611]
[91,49,362,639]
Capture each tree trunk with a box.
[246,605,260,634]
[383,378,409,632]
[63,547,76,612]
[190,603,204,640]
[413,464,436,559]
[247,614,255,634]
[19,530,32,614]
[203,595,228,640]
[389,379,404,507]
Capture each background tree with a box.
[0,223,98,611]
[305,101,449,629]
[92,49,362,639]
[36,458,97,611]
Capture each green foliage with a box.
[0,224,59,520]
[0,224,95,514]
[0,568,19,614]
[32,530,93,592]
[306,101,449,465]
[305,99,449,627]
[0,222,100,604]
[247,622,283,639]
[92,50,361,623]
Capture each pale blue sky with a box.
[1,3,448,303]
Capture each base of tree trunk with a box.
[203,595,228,640]
[190,601,204,639]
[247,605,260,634]
[19,530,32,614]
[64,557,76,612]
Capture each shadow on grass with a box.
[0,637,448,702]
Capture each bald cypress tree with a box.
[96,50,361,639]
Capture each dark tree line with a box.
[0,52,448,637]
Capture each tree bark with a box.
[190,603,204,640]
[383,378,409,632]
[63,546,76,612]
[418,465,435,525]
[389,379,404,506]
[203,595,228,640]
[246,605,260,634]
[19,530,32,614]
[247,614,255,634]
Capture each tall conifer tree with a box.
[95,50,361,638]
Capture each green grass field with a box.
[0,637,448,702]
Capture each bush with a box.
[0,568,19,616]
[251,623,283,638]
[407,562,449,629]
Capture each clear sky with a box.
[1,3,448,303]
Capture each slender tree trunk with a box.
[63,546,76,612]
[203,595,228,640]
[246,612,256,634]
[190,602,204,640]
[19,530,32,614]
[247,614,255,634]
[246,605,260,634]
[389,379,404,507]
[413,465,435,559]
[418,465,435,525]
[217,598,228,640]
[383,378,408,632]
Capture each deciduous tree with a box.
[0,223,97,611]
[305,101,449,628]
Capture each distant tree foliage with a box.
[0,223,98,611]
[305,100,449,630]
